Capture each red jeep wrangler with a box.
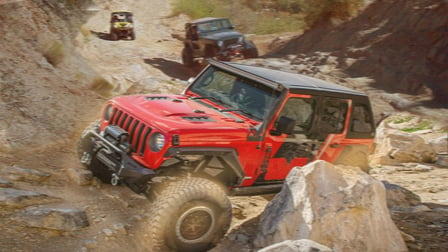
[78,59,375,251]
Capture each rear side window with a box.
[347,103,375,139]
[318,98,348,137]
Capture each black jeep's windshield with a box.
[197,19,233,33]
[189,66,280,121]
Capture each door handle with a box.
[330,143,341,148]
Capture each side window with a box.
[318,98,348,135]
[278,97,315,133]
[351,104,373,133]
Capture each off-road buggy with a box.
[78,59,376,251]
[181,17,258,66]
[109,11,135,41]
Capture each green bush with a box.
[171,0,366,33]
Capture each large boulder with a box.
[370,122,436,165]
[254,160,407,252]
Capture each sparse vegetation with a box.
[171,0,366,34]
[402,120,433,133]
[89,77,114,97]
[42,41,65,66]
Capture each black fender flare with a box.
[165,147,245,186]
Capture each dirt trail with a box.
[76,0,192,95]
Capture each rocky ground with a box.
[0,0,447,251]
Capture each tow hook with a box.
[111,173,120,186]
[111,164,124,186]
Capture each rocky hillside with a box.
[0,0,103,154]
[268,0,448,103]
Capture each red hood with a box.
[111,94,256,142]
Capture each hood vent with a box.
[182,116,214,122]
[145,96,169,101]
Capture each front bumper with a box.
[83,129,155,185]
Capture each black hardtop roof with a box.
[209,59,366,97]
[190,17,229,24]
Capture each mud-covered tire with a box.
[145,177,231,252]
[130,30,136,40]
[243,40,258,59]
[110,32,118,41]
[182,47,194,67]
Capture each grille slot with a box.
[223,38,239,47]
[108,108,152,156]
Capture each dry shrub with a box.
[90,77,114,97]
[43,41,65,66]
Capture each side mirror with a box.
[271,116,296,136]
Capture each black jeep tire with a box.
[182,46,194,67]
[130,30,136,40]
[243,40,258,59]
[204,45,217,59]
[77,120,112,183]
[145,177,231,252]
[110,32,118,41]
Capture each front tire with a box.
[182,46,194,67]
[145,177,231,252]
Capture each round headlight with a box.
[103,104,114,121]
[217,41,224,47]
[149,133,166,152]
[238,36,244,43]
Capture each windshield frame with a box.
[186,66,281,122]
[196,18,234,34]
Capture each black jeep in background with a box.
[181,17,258,66]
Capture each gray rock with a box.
[382,181,421,208]
[254,160,407,252]
[14,207,89,231]
[0,177,13,188]
[258,239,333,252]
[1,165,50,182]
[0,188,61,208]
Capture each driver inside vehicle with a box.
[230,80,266,119]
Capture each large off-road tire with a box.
[130,30,136,40]
[243,40,258,59]
[145,177,232,252]
[182,46,194,67]
[110,32,118,41]
[77,120,112,183]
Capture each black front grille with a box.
[109,109,152,156]
[223,38,239,48]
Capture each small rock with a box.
[1,165,50,182]
[103,228,114,236]
[0,188,61,208]
[14,207,89,231]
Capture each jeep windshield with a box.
[188,66,280,121]
[196,19,233,33]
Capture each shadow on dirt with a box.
[143,58,204,81]
[90,30,112,41]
